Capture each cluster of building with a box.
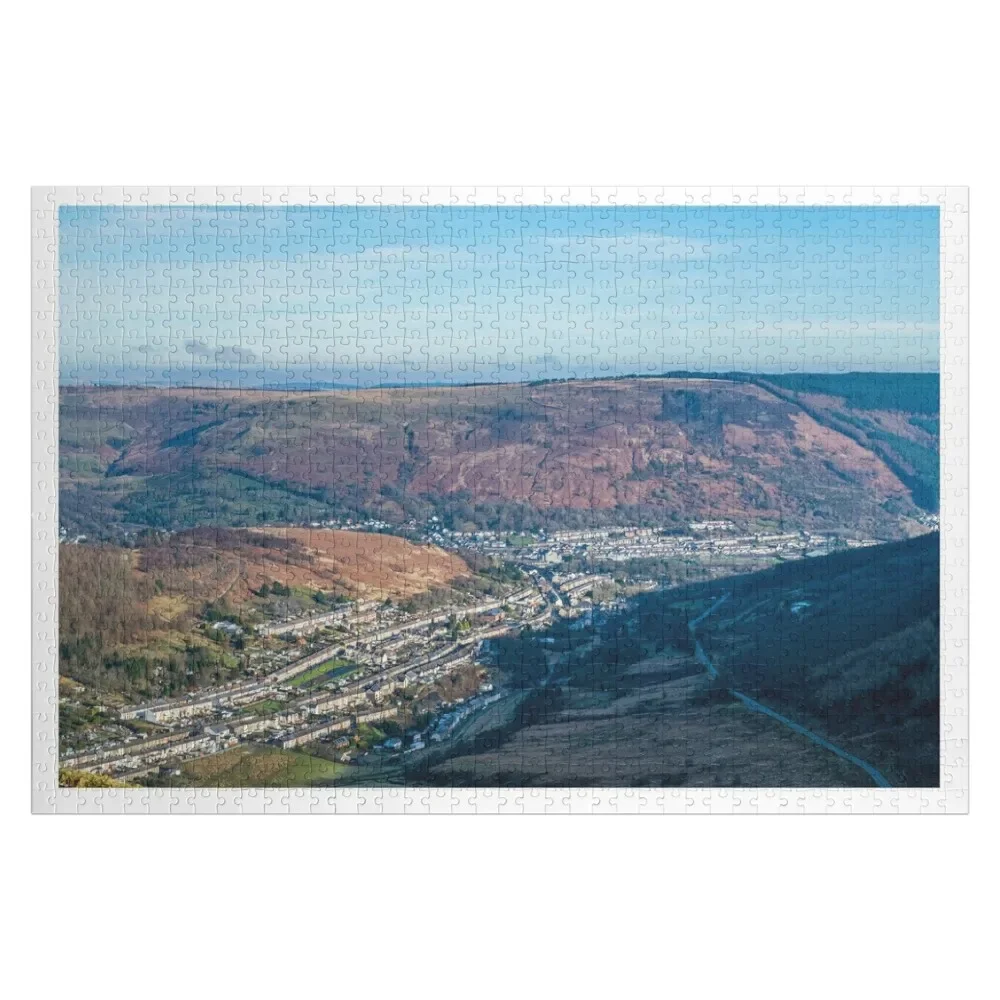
[61,729,239,779]
[427,688,504,743]
[277,717,352,750]
[305,517,400,533]
[255,600,381,638]
[548,572,614,607]
[420,520,878,568]
[67,506,908,782]
[64,578,552,780]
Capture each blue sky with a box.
[59,205,940,387]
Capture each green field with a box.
[506,534,536,548]
[181,745,346,787]
[239,698,285,716]
[286,658,356,689]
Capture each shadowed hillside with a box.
[694,532,940,785]
[395,534,938,788]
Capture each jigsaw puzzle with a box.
[31,187,969,813]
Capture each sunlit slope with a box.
[58,528,472,699]
[59,374,938,538]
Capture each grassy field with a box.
[506,534,536,548]
[239,698,285,716]
[286,658,355,688]
[181,745,346,787]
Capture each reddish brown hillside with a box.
[59,529,473,697]
[252,527,471,600]
[59,377,935,538]
[136,527,471,605]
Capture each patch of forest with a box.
[58,543,239,699]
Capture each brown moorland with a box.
[59,375,937,539]
[251,526,472,600]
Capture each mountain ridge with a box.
[59,374,939,540]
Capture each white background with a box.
[2,2,994,998]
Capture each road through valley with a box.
[688,593,892,788]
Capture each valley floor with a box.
[341,652,874,788]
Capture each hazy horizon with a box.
[60,367,941,392]
[59,204,940,386]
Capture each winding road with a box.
[688,593,892,788]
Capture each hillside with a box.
[754,374,939,512]
[402,533,939,788]
[620,531,940,785]
[58,528,473,698]
[136,526,472,606]
[59,374,938,539]
[693,531,940,784]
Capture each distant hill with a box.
[59,374,938,539]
